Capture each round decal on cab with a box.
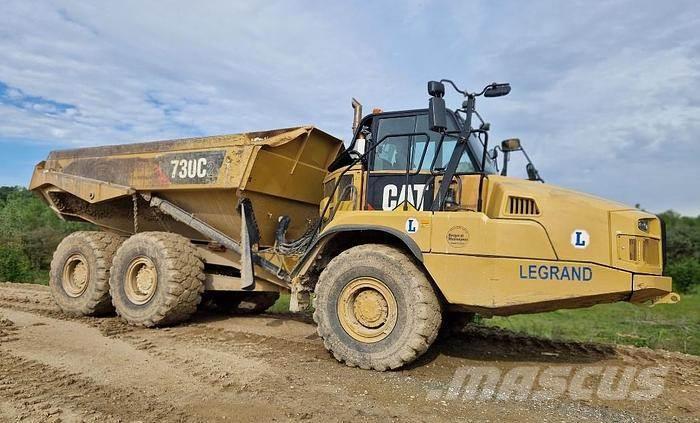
[446,226,469,248]
[570,229,590,249]
[405,217,419,234]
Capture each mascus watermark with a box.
[427,365,668,401]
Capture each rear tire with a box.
[50,231,124,316]
[212,291,280,314]
[314,244,442,371]
[109,232,204,327]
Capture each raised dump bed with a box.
[30,127,343,248]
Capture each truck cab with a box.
[320,107,490,215]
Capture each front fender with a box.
[291,225,424,281]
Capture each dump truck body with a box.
[31,79,678,371]
[31,127,342,289]
[31,126,341,245]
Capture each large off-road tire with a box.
[109,232,205,327]
[50,231,124,316]
[314,244,442,371]
[211,291,280,314]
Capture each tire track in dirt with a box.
[1,282,699,422]
[0,345,187,423]
[0,307,288,422]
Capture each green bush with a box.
[0,245,33,282]
[0,186,92,284]
[658,210,700,293]
[667,257,700,293]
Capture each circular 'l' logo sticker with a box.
[571,229,590,249]
[405,217,419,234]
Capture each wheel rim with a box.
[337,277,398,343]
[62,254,90,297]
[125,256,158,305]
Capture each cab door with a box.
[364,112,435,252]
[365,112,434,212]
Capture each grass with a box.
[484,292,700,355]
[269,292,699,356]
[268,293,291,314]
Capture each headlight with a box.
[638,219,651,232]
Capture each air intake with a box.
[507,196,540,216]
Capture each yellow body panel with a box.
[425,254,631,314]
[326,210,433,250]
[430,211,556,259]
[317,171,676,315]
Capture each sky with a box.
[1,0,698,215]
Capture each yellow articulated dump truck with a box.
[30,80,678,370]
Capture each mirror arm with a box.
[439,79,467,96]
[520,147,545,183]
[477,130,489,212]
[433,95,475,211]
[501,150,510,176]
[472,109,486,127]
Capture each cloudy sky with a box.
[1,1,698,214]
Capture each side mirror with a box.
[428,97,447,132]
[526,163,541,181]
[428,81,445,97]
[501,138,521,152]
[428,80,447,132]
[484,83,511,98]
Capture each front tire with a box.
[314,244,442,371]
[50,231,124,316]
[109,232,204,327]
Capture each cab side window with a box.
[371,112,473,173]
[373,116,416,171]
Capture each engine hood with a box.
[485,176,658,268]
[488,176,632,213]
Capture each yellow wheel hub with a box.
[125,257,158,305]
[62,254,90,298]
[338,277,397,343]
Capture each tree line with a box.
[0,186,91,283]
[0,186,698,292]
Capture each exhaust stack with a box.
[351,98,362,133]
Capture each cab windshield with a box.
[452,111,497,174]
[371,111,497,174]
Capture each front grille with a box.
[643,238,660,266]
[507,196,540,216]
[629,238,637,261]
[617,235,660,267]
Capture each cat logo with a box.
[382,184,426,210]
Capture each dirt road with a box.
[0,282,698,422]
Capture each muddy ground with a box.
[0,282,697,422]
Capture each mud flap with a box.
[240,201,256,290]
